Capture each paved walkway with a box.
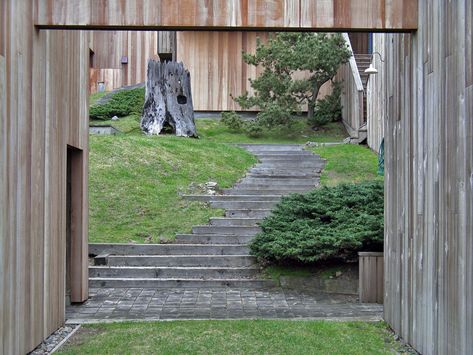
[72,144,384,323]
[66,287,382,323]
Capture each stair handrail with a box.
[342,33,364,93]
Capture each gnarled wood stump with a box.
[141,60,197,137]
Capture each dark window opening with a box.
[159,53,173,63]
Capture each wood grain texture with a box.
[176,31,268,111]
[380,1,473,353]
[175,31,331,112]
[89,31,157,93]
[366,34,385,152]
[1,1,89,353]
[34,0,417,31]
[359,252,384,303]
[337,33,364,138]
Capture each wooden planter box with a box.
[358,252,384,303]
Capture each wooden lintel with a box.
[34,0,418,32]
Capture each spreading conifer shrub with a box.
[250,181,384,264]
[90,87,145,120]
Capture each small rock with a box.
[111,115,120,121]
[305,141,318,147]
[205,181,218,188]
[335,271,343,277]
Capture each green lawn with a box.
[88,116,348,243]
[89,91,108,106]
[197,118,347,143]
[88,133,256,243]
[57,321,402,355]
[311,144,383,186]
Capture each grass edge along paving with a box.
[57,320,406,355]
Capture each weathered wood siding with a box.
[34,0,418,31]
[383,1,473,353]
[0,2,89,354]
[359,252,384,304]
[89,31,157,93]
[337,33,364,138]
[176,31,331,111]
[366,34,385,152]
[176,31,268,111]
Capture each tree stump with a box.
[141,60,197,137]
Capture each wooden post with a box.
[358,252,384,303]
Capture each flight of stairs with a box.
[88,144,325,288]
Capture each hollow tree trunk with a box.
[141,60,197,137]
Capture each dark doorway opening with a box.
[66,146,87,305]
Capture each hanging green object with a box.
[378,138,385,176]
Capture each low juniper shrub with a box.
[90,87,145,120]
[250,180,384,264]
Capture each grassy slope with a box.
[57,320,402,355]
[89,116,347,243]
[198,118,347,143]
[89,133,256,243]
[312,144,383,186]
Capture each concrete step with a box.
[89,266,260,279]
[238,178,320,185]
[235,182,317,189]
[89,277,277,289]
[254,160,325,170]
[256,154,321,160]
[192,225,261,236]
[222,188,312,195]
[237,144,303,151]
[175,234,255,244]
[225,209,272,218]
[209,217,262,226]
[250,167,322,173]
[105,255,257,267]
[183,194,281,202]
[90,243,249,256]
[209,200,279,209]
[247,172,320,178]
[252,152,312,156]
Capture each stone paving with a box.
[66,287,383,323]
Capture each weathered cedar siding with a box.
[382,1,473,354]
[33,0,418,31]
[0,2,89,354]
[366,34,386,153]
[3,1,473,355]
[89,31,158,93]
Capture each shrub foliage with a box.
[250,181,384,264]
[234,33,351,128]
[90,88,145,120]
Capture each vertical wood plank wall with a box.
[336,34,364,138]
[0,2,89,354]
[366,34,386,152]
[89,31,157,93]
[176,31,331,112]
[382,1,473,354]
[176,31,268,111]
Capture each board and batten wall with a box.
[0,1,89,354]
[176,31,331,111]
[89,31,158,93]
[366,34,386,153]
[382,1,473,354]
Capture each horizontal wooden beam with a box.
[34,0,418,32]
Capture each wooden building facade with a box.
[88,30,332,112]
[3,1,473,354]
[378,2,473,354]
[1,2,89,355]
[89,31,158,92]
